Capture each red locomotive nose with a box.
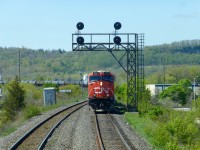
[87,71,115,111]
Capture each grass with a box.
[1,126,16,136]
[124,112,155,148]
[0,84,87,137]
[124,108,200,150]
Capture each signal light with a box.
[113,36,121,45]
[114,22,122,30]
[77,36,84,45]
[76,22,84,30]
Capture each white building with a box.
[146,84,200,96]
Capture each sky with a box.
[0,0,200,51]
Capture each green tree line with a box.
[0,39,200,83]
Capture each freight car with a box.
[88,71,115,111]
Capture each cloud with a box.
[174,12,200,19]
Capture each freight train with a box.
[88,71,115,111]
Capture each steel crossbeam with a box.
[72,32,144,111]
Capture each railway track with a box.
[94,112,136,150]
[10,101,87,150]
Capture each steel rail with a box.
[10,101,87,150]
[94,112,105,150]
[108,114,134,150]
[95,112,136,150]
[38,103,86,150]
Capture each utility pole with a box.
[80,71,83,97]
[194,76,198,100]
[163,57,165,90]
[19,49,21,82]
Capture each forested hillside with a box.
[144,40,200,83]
[0,39,200,83]
[0,47,122,80]
[144,40,200,65]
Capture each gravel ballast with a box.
[0,104,76,150]
[0,103,151,150]
[44,105,97,150]
[112,114,152,150]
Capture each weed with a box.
[23,105,41,119]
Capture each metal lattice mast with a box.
[136,34,145,108]
[138,34,145,92]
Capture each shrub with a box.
[125,106,200,149]
[165,137,180,150]
[165,111,199,147]
[115,83,127,104]
[193,98,200,116]
[22,83,42,104]
[59,84,81,96]
[0,111,8,129]
[159,79,192,106]
[24,105,41,119]
[147,106,164,120]
[3,76,25,120]
[152,124,171,148]
[43,82,59,91]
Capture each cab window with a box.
[89,76,101,82]
[102,75,114,82]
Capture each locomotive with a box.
[88,71,115,111]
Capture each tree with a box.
[159,79,192,106]
[3,76,25,120]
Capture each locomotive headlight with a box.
[100,82,103,86]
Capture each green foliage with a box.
[22,83,42,104]
[166,112,199,148]
[59,84,81,96]
[43,82,59,91]
[125,108,200,149]
[1,40,200,83]
[0,47,123,80]
[159,79,192,105]
[0,124,16,137]
[178,78,191,87]
[3,76,25,120]
[138,88,152,115]
[144,40,200,66]
[115,83,152,112]
[194,98,200,116]
[23,105,41,119]
[147,106,165,120]
[115,83,127,104]
[145,65,200,84]
[0,111,8,129]
[0,82,84,136]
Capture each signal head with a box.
[77,36,84,45]
[114,22,122,30]
[113,36,121,45]
[76,22,84,30]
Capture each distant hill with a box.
[0,39,200,81]
[0,47,122,80]
[144,40,200,65]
